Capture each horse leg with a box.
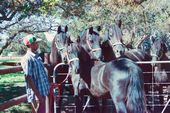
[110,90,127,113]
[75,95,83,113]
[88,96,100,113]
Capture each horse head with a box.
[77,26,102,61]
[104,24,125,58]
[139,36,152,55]
[66,36,80,74]
[55,25,69,63]
[150,36,167,64]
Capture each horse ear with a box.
[97,26,101,31]
[65,25,68,32]
[162,42,167,52]
[58,26,61,34]
[151,36,155,43]
[89,27,93,34]
[118,19,122,29]
[66,36,72,45]
[77,36,81,43]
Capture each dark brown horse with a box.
[76,26,147,113]
[65,37,90,113]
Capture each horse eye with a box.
[90,40,94,43]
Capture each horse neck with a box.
[101,40,116,62]
[78,47,95,87]
[124,49,151,61]
[158,51,168,61]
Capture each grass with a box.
[0,72,25,84]
[0,59,31,113]
[0,59,20,62]
[0,59,21,68]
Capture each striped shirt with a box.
[21,50,50,102]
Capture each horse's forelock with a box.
[108,24,122,42]
[113,24,122,41]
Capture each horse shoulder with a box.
[90,62,108,96]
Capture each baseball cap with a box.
[23,34,42,46]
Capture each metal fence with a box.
[52,60,170,113]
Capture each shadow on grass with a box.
[0,84,32,113]
[0,84,26,103]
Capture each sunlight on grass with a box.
[0,59,21,62]
[0,72,25,84]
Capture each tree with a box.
[0,0,169,55]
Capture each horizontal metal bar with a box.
[136,60,170,64]
[146,94,170,96]
[54,104,170,108]
[144,83,170,85]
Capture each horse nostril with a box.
[120,51,123,55]
[77,68,80,73]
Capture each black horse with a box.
[101,24,153,104]
[150,36,170,105]
[75,26,147,113]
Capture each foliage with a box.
[0,0,169,55]
[67,0,169,48]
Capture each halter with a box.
[150,48,163,61]
[109,40,123,47]
[85,30,101,53]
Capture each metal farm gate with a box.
[51,61,170,113]
[136,61,170,113]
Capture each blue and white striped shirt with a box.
[21,50,50,103]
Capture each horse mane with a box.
[79,29,88,43]
[105,24,123,42]
[100,40,116,62]
[78,46,94,88]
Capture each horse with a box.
[65,37,92,113]
[102,23,152,92]
[49,25,72,113]
[76,26,147,113]
[103,24,152,61]
[150,36,170,104]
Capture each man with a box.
[21,34,50,113]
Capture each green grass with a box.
[0,72,25,84]
[0,59,21,68]
[0,59,20,62]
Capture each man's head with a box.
[23,34,41,52]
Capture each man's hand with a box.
[37,94,44,104]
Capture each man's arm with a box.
[26,75,44,103]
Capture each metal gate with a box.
[137,61,170,113]
[51,61,170,113]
